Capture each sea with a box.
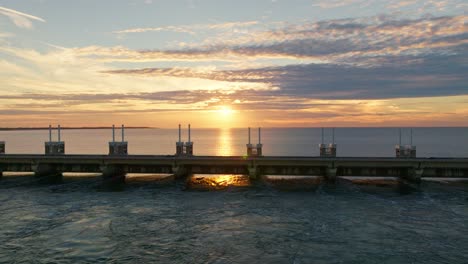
[0,127,467,263]
[0,127,467,156]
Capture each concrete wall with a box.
[0,155,467,180]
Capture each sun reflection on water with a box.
[217,128,233,156]
[188,174,250,190]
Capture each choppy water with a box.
[0,127,467,157]
[0,175,467,263]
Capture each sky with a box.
[0,0,466,128]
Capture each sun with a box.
[218,106,234,116]
[212,105,238,127]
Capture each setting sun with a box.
[218,106,234,116]
[209,105,245,128]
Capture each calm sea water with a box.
[0,127,467,157]
[1,127,467,263]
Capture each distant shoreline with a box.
[0,127,155,131]
[0,126,466,131]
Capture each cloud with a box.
[97,15,468,104]
[2,90,467,127]
[0,11,466,127]
[193,15,466,61]
[0,32,13,39]
[0,6,45,29]
[3,13,465,102]
[311,0,370,9]
[113,21,259,34]
[312,0,465,14]
[102,51,468,100]
[77,15,467,65]
[113,26,195,35]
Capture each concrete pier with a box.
[404,167,424,183]
[45,125,65,155]
[0,141,5,154]
[319,128,337,157]
[176,124,184,156]
[248,160,258,179]
[176,142,184,156]
[396,145,416,158]
[256,127,263,157]
[325,167,338,183]
[101,164,126,184]
[45,142,65,155]
[248,166,258,179]
[172,164,188,178]
[320,144,337,157]
[246,127,262,157]
[109,125,128,155]
[176,124,194,156]
[33,163,63,183]
[185,124,193,156]
[246,127,253,156]
[396,128,416,158]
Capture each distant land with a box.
[0,127,154,131]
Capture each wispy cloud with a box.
[0,6,45,29]
[312,0,465,13]
[113,21,259,34]
[311,0,371,9]
[113,26,195,35]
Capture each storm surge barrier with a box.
[0,155,467,184]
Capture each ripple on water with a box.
[0,176,467,263]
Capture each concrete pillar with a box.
[45,142,65,155]
[176,142,184,156]
[410,147,417,158]
[248,165,258,180]
[171,165,187,178]
[328,144,337,157]
[0,141,5,154]
[109,142,128,155]
[396,128,402,157]
[101,165,126,184]
[246,144,253,156]
[45,125,65,155]
[319,144,337,157]
[246,127,262,157]
[319,144,326,156]
[246,127,253,156]
[395,145,401,158]
[185,142,193,156]
[33,163,63,183]
[256,144,263,157]
[395,145,416,158]
[256,127,263,156]
[405,167,424,183]
[319,128,337,157]
[325,167,338,183]
[395,128,416,158]
[176,124,184,156]
[109,125,128,155]
[185,124,193,155]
